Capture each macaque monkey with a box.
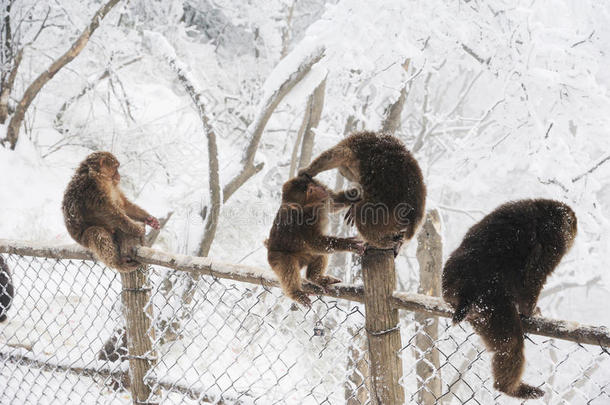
[442,199,578,399]
[0,256,14,322]
[62,152,160,272]
[299,131,426,254]
[266,175,364,306]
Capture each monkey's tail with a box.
[451,299,472,324]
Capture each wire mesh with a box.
[0,252,608,405]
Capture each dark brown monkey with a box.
[266,175,364,306]
[442,199,578,399]
[0,256,14,322]
[62,152,160,272]
[298,131,426,253]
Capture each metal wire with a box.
[0,253,608,404]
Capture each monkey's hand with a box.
[344,205,356,227]
[292,290,312,307]
[346,237,365,255]
[145,216,160,230]
[297,168,312,179]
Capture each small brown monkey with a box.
[442,199,578,399]
[62,152,160,272]
[0,256,14,322]
[299,131,426,254]
[266,175,364,306]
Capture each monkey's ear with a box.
[99,155,107,167]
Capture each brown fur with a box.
[0,256,14,322]
[442,199,578,399]
[62,152,160,272]
[266,175,364,306]
[299,131,426,252]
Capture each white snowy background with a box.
[0,0,609,404]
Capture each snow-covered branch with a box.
[223,45,325,201]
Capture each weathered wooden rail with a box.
[1,238,609,405]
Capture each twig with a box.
[572,155,610,183]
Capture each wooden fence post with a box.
[362,249,405,405]
[120,266,157,405]
[415,210,443,404]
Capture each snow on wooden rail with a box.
[1,239,608,348]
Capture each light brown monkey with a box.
[442,199,578,399]
[299,131,426,254]
[266,175,364,306]
[62,152,160,272]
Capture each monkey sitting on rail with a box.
[0,256,14,322]
[62,152,160,272]
[298,131,426,255]
[266,175,365,306]
[442,199,577,399]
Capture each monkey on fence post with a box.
[298,131,426,255]
[0,256,14,322]
[62,152,160,272]
[266,175,365,306]
[442,199,578,399]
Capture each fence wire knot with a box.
[366,325,400,336]
[122,286,153,293]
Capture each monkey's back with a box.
[442,199,573,305]
[346,131,426,228]
[267,204,321,254]
[62,173,106,243]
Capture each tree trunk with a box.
[2,0,121,149]
[297,78,326,169]
[414,210,443,405]
[0,49,22,124]
[288,99,310,178]
[380,59,410,136]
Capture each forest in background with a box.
[0,0,608,328]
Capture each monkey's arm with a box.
[120,194,160,229]
[298,146,349,177]
[86,197,144,236]
[329,188,361,212]
[105,208,146,236]
[305,235,363,254]
[519,243,545,317]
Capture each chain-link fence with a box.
[0,244,608,405]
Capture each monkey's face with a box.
[282,176,329,206]
[306,183,329,204]
[96,153,121,185]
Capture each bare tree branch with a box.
[54,56,142,133]
[144,211,173,247]
[572,155,610,183]
[2,0,122,149]
[223,46,325,202]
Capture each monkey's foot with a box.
[291,290,312,307]
[117,257,141,272]
[510,384,544,399]
[309,275,341,292]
